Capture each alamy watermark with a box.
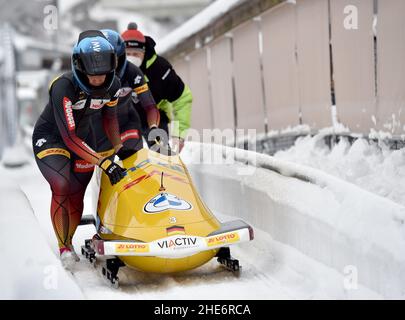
[343,5,359,30]
[43,5,58,32]
[43,264,58,290]
[343,265,358,290]
[148,122,258,176]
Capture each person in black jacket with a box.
[121,23,193,153]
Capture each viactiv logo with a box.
[144,193,192,214]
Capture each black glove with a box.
[116,146,136,161]
[99,158,126,185]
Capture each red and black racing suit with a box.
[32,72,122,251]
[93,62,160,155]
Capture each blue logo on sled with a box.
[144,193,192,214]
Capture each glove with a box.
[99,158,126,185]
[171,136,185,154]
[116,145,136,161]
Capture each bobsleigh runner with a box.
[80,148,254,288]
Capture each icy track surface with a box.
[0,157,382,299]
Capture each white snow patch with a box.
[0,169,83,299]
[182,142,405,298]
[157,0,245,54]
[58,0,86,15]
[274,134,405,207]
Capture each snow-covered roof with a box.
[157,0,246,54]
[88,3,166,41]
[13,32,71,54]
[17,87,37,100]
[17,70,51,90]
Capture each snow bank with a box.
[0,174,83,299]
[274,134,405,207]
[182,142,405,298]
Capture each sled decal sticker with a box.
[100,228,251,257]
[166,225,185,236]
[144,193,192,213]
[124,159,186,176]
[157,236,198,250]
[121,171,187,194]
[206,232,240,247]
[115,243,149,253]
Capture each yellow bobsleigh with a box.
[81,148,254,287]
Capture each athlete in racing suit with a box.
[32,30,132,269]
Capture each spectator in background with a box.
[121,23,193,153]
[92,29,160,157]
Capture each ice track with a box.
[3,143,404,299]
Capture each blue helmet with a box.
[101,29,127,79]
[72,30,117,96]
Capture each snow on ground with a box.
[0,153,381,299]
[273,134,405,207]
[0,166,83,299]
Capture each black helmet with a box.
[72,30,117,96]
